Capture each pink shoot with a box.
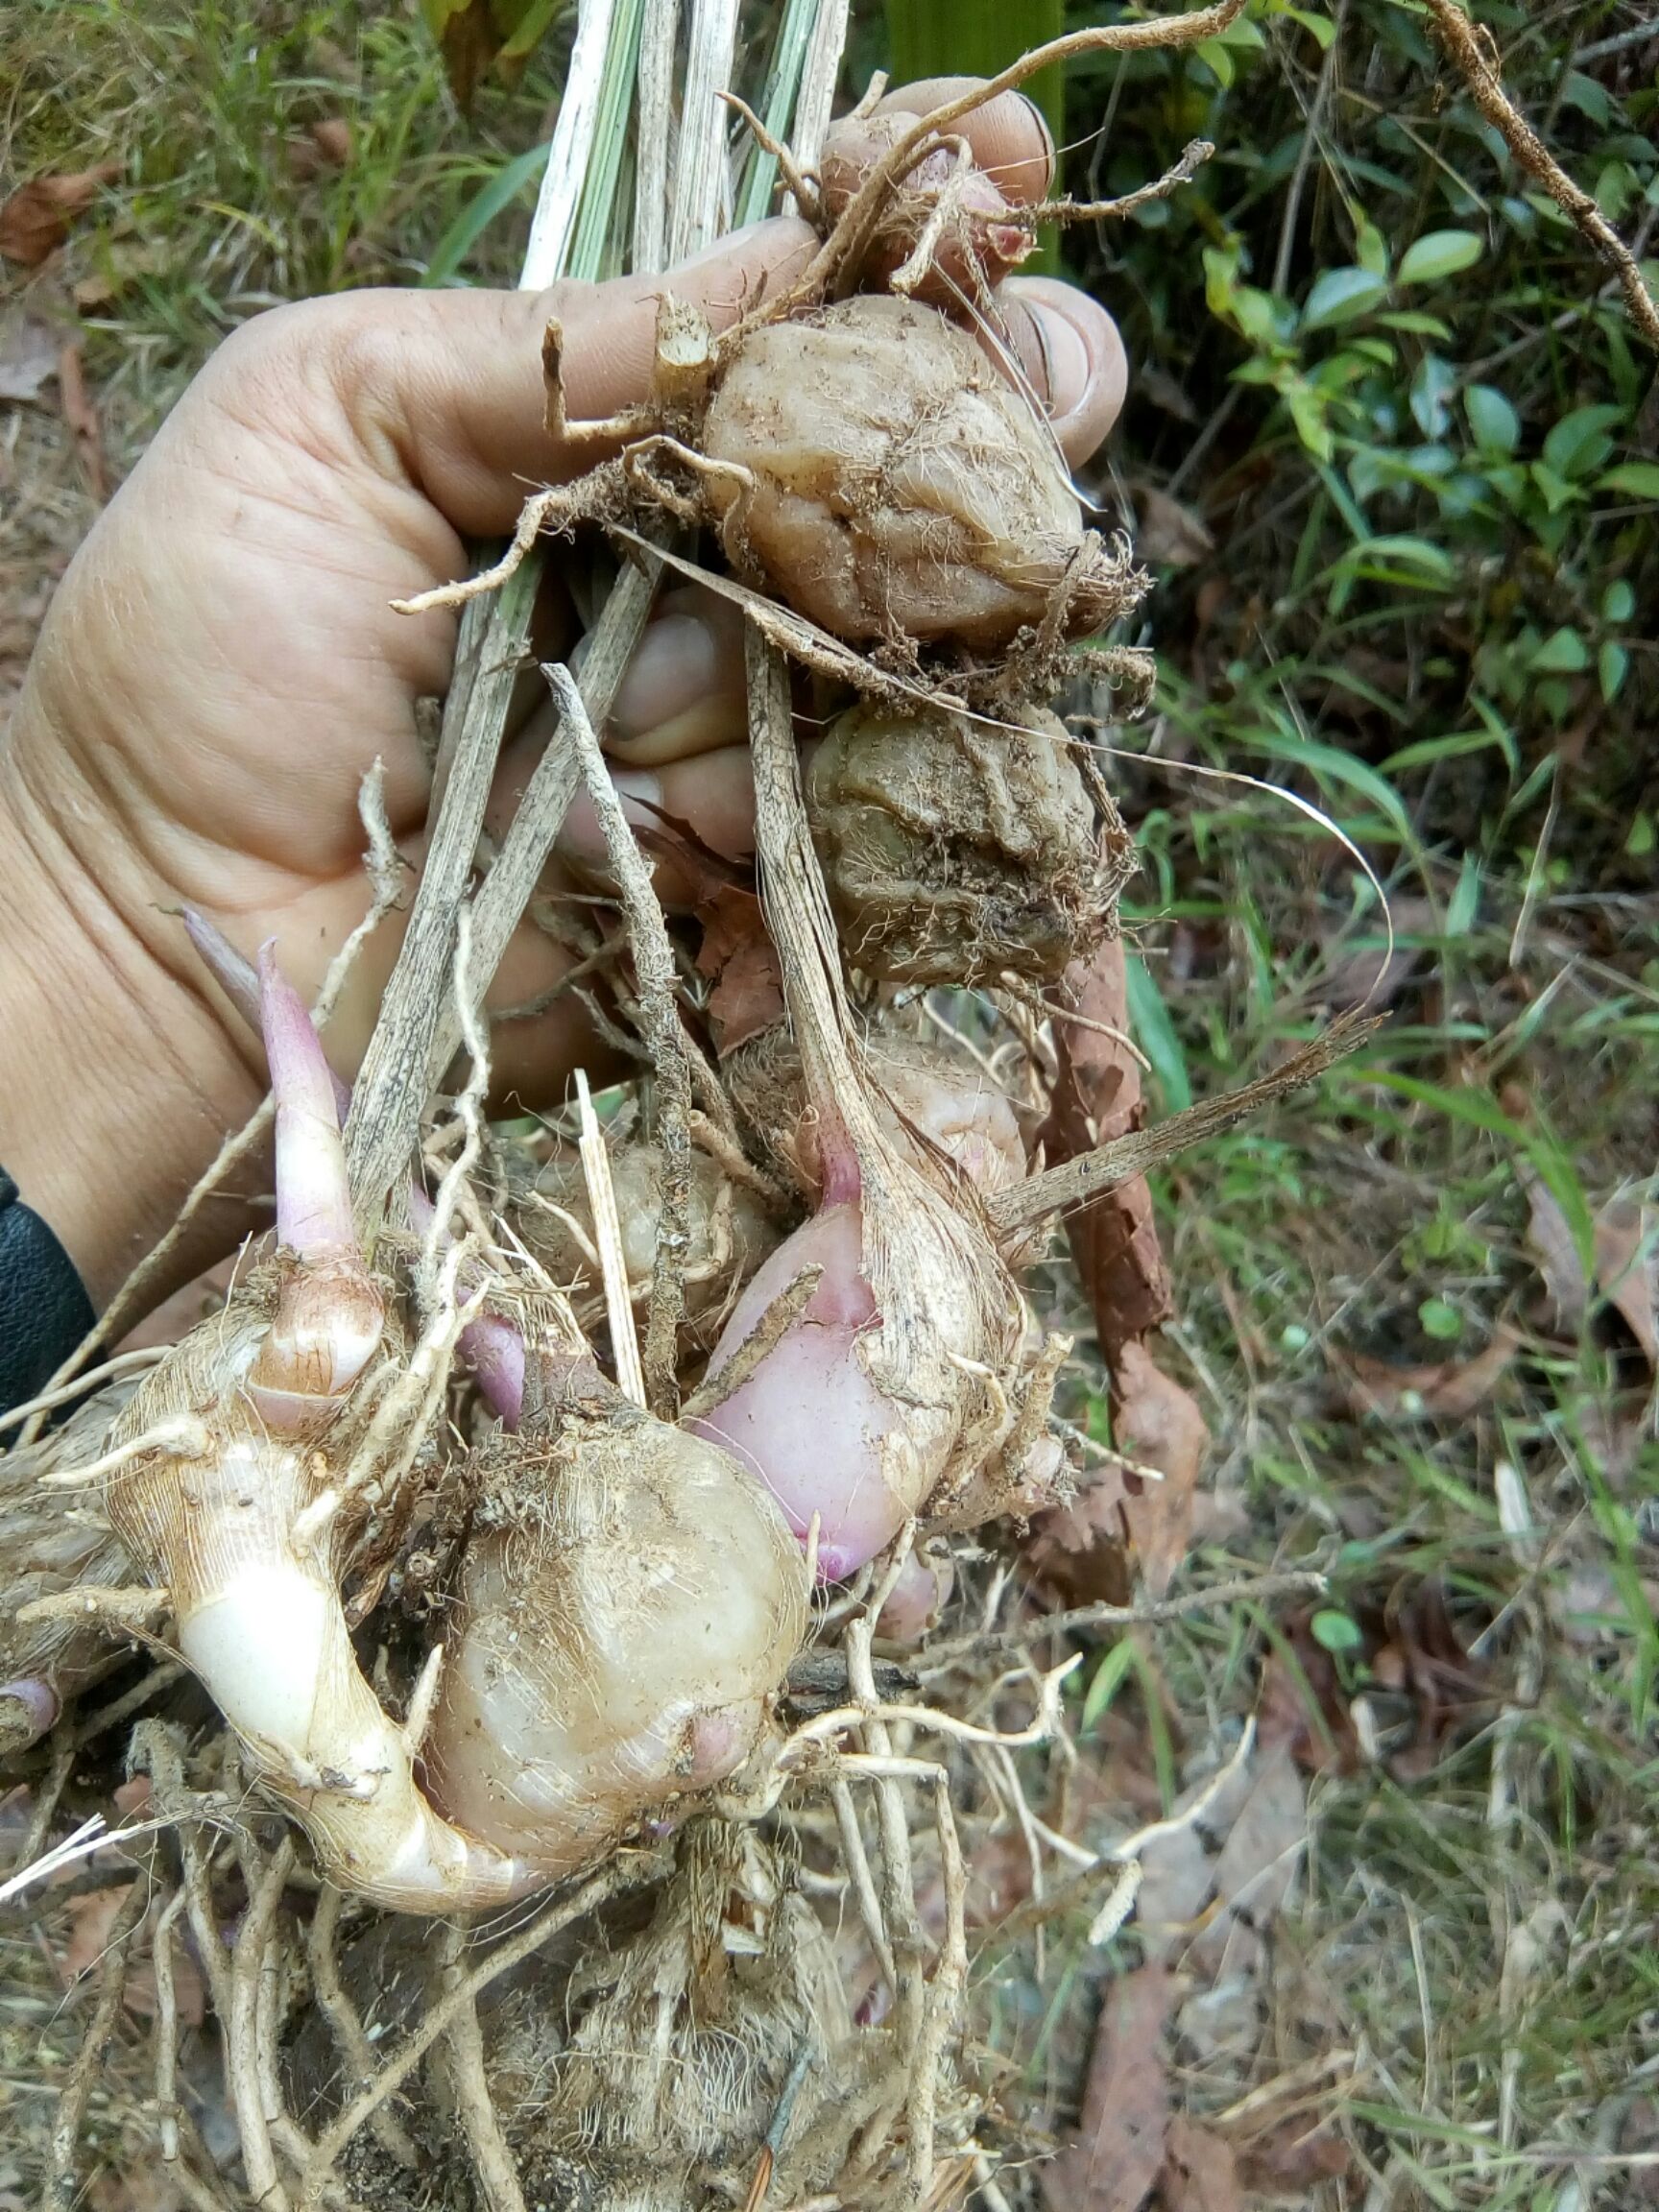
[259,943,356,1262]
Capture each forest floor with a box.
[2,6,1656,2211]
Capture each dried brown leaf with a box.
[1315,894,1434,1012]
[1042,1963,1171,2212]
[1191,1737,1307,1971]
[1339,1322,1519,1421]
[57,340,107,501]
[0,311,62,403]
[1521,1164,1588,1330]
[1159,2116,1243,2212]
[1135,484,1214,568]
[0,164,120,268]
[1594,1192,1658,1373]
[1116,1339,1209,1598]
[1043,942,1171,1358]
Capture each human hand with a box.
[0,82,1126,1312]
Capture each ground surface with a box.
[2,4,1656,2209]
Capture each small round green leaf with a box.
[1398,229,1484,285]
[1418,1295,1463,1341]
[1310,1609,1364,1654]
[1301,265,1388,332]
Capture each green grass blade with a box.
[421,139,552,287]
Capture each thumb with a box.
[252,216,818,541]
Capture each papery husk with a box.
[705,637,1060,1560]
[0,1380,143,1755]
[724,1021,1029,1204]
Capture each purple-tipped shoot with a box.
[260,943,356,1262]
[187,909,353,1122]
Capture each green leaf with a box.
[1285,376,1334,461]
[1542,403,1625,480]
[1602,579,1636,624]
[1418,1295,1463,1341]
[1239,725,1416,843]
[1560,69,1610,125]
[1081,1639,1139,1733]
[1354,214,1389,277]
[1410,353,1455,439]
[421,139,551,287]
[1599,461,1659,499]
[1301,265,1388,332]
[1529,460,1581,514]
[1464,382,1521,454]
[1530,627,1589,674]
[1599,640,1630,702]
[1285,5,1336,49]
[1446,852,1480,937]
[1376,309,1452,337]
[1195,36,1235,84]
[1310,1609,1364,1654]
[1330,534,1456,586]
[1124,954,1192,1113]
[1397,228,1484,284]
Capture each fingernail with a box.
[1019,92,1057,172]
[1029,301,1091,421]
[612,613,720,736]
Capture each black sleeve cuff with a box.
[0,1169,96,1415]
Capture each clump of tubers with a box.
[806,699,1113,986]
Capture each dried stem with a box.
[1423,0,1659,349]
[545,660,694,1416]
[920,1569,1330,1673]
[576,1069,648,1408]
[230,1835,297,2212]
[989,1011,1378,1234]
[152,1885,189,2162]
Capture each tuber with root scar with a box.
[422,1315,809,1875]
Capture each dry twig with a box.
[1424,0,1659,349]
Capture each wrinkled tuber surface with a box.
[807,701,1110,985]
[424,1352,807,1873]
[725,1022,1028,1200]
[703,294,1143,653]
[517,1141,783,1347]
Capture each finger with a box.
[233,217,818,544]
[557,745,757,909]
[597,586,749,766]
[864,80,1055,207]
[990,276,1128,469]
